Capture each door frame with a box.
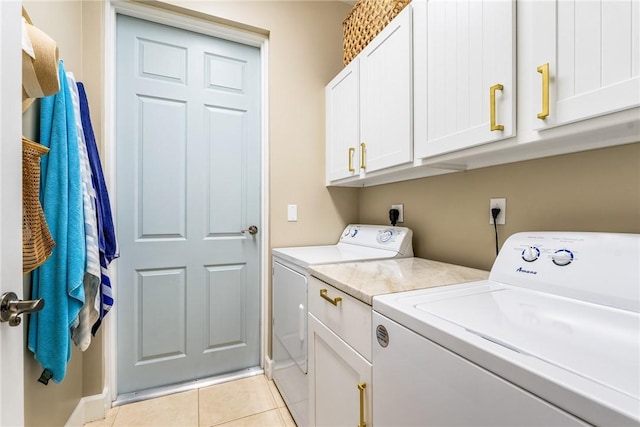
[103,0,270,403]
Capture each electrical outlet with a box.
[489,198,506,225]
[391,204,404,223]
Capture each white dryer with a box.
[272,224,413,427]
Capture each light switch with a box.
[287,204,298,222]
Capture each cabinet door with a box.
[326,60,360,182]
[360,6,413,173]
[531,0,640,129]
[308,314,372,427]
[416,0,515,159]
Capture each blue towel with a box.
[77,82,119,334]
[29,60,86,384]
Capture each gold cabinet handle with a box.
[360,142,366,170]
[357,382,367,427]
[490,83,505,131]
[348,147,355,173]
[319,289,342,306]
[537,63,550,119]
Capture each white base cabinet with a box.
[308,315,372,427]
[308,277,372,427]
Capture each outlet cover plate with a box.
[391,204,404,223]
[490,198,506,225]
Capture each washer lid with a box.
[374,281,640,424]
[393,282,640,399]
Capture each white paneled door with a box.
[115,15,261,394]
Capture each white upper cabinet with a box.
[415,0,516,159]
[359,5,413,174]
[326,61,360,182]
[531,0,640,130]
[326,0,639,188]
[326,6,413,185]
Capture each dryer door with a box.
[273,261,307,373]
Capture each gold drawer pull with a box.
[357,382,366,427]
[348,147,355,173]
[320,289,342,306]
[490,83,505,131]
[537,63,550,119]
[360,142,366,170]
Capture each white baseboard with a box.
[264,356,274,380]
[65,387,110,427]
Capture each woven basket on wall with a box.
[343,0,412,65]
[22,137,55,273]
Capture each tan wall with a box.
[20,1,354,424]
[22,1,104,425]
[359,143,640,271]
[80,0,106,399]
[21,0,83,423]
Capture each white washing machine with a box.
[373,232,639,426]
[272,224,413,427]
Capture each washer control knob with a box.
[521,246,540,262]
[343,227,351,237]
[552,249,574,266]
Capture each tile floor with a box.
[85,375,296,427]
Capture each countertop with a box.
[309,257,489,305]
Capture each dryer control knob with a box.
[552,249,574,266]
[521,246,540,262]
[377,230,394,243]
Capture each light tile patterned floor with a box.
[85,375,296,427]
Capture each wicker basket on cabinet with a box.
[342,0,411,65]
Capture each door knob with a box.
[0,292,45,327]
[241,225,258,235]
